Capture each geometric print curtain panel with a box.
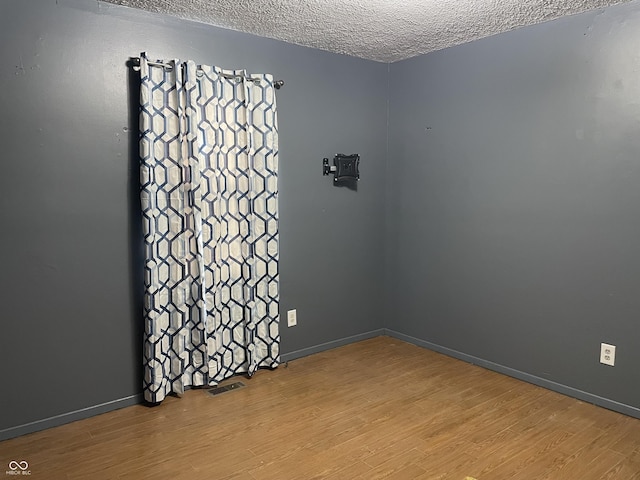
[139,52,280,403]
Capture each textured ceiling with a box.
[103,0,633,62]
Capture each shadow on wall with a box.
[126,58,144,392]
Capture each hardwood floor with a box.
[2,336,640,479]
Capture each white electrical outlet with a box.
[287,309,297,327]
[600,343,616,366]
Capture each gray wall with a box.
[0,0,387,436]
[3,0,640,440]
[387,1,640,411]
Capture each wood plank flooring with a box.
[2,336,640,479]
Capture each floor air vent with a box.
[207,382,246,396]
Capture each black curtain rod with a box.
[131,57,284,89]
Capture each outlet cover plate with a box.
[287,309,297,327]
[600,343,616,366]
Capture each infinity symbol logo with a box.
[8,461,29,471]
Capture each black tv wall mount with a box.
[323,154,360,183]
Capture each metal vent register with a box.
[207,382,246,396]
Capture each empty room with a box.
[1,0,640,478]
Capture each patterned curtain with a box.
[139,53,280,403]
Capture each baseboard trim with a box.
[0,394,143,442]
[6,328,636,442]
[281,329,386,363]
[2,331,384,441]
[384,329,640,420]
